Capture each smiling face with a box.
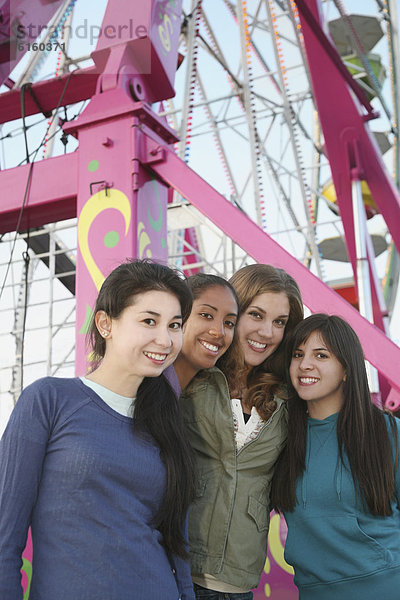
[175,285,238,388]
[236,292,290,368]
[289,330,346,419]
[95,290,183,394]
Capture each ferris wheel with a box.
[171,0,399,292]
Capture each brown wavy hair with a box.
[217,264,304,421]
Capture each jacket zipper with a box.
[211,369,283,567]
[214,370,240,568]
[219,397,283,566]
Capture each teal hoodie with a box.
[284,412,400,600]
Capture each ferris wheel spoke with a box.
[266,0,323,277]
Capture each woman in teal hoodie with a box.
[271,313,400,600]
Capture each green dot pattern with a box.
[88,159,99,172]
[104,231,120,248]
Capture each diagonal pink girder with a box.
[295,0,400,338]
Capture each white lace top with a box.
[231,398,265,452]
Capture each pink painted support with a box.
[0,1,185,378]
[294,0,400,256]
[0,66,99,124]
[92,0,182,103]
[0,153,77,233]
[254,511,298,599]
[64,96,177,374]
[294,0,400,379]
[60,0,183,374]
[21,530,32,599]
[148,146,400,405]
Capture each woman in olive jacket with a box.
[175,264,303,599]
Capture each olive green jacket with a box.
[180,367,287,590]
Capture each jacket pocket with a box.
[248,496,270,532]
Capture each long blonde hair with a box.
[218,264,304,421]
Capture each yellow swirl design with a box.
[158,14,173,52]
[22,558,32,600]
[138,222,153,259]
[78,189,131,291]
[268,513,294,575]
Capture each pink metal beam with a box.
[0,67,99,125]
[148,146,400,400]
[63,0,183,373]
[294,0,375,117]
[0,152,77,233]
[93,0,182,103]
[295,0,400,339]
[295,0,400,255]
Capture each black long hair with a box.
[186,272,239,306]
[134,375,196,558]
[88,260,195,557]
[271,313,398,516]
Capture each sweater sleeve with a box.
[0,381,53,599]
[168,514,195,600]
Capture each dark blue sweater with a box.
[0,377,194,600]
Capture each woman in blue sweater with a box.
[271,313,400,600]
[0,260,196,600]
